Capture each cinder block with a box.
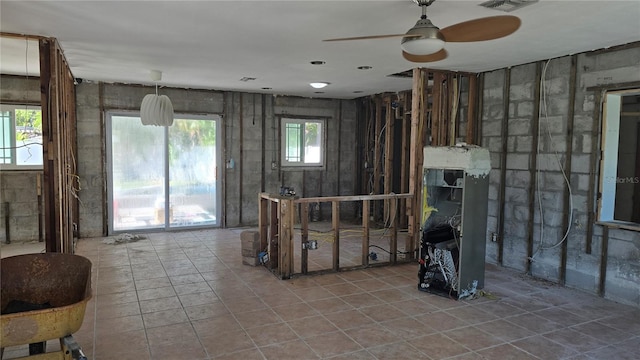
[242,256,260,266]
[241,230,260,251]
[242,248,260,258]
[241,230,260,243]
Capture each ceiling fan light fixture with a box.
[400,18,445,55]
[401,37,445,55]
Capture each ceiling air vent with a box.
[388,69,436,80]
[479,0,538,12]
[387,69,414,79]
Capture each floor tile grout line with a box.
[149,233,217,360]
[124,235,152,358]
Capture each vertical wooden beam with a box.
[332,200,340,272]
[384,99,394,196]
[466,75,478,145]
[389,198,398,264]
[560,55,578,284]
[599,226,609,297]
[527,62,543,275]
[37,173,43,242]
[373,97,383,196]
[497,68,511,265]
[279,197,294,279]
[408,68,429,260]
[270,200,279,270]
[373,97,383,222]
[361,99,372,195]
[449,74,458,146]
[65,55,78,246]
[40,39,57,253]
[432,73,443,146]
[301,202,309,274]
[362,200,370,266]
[259,194,268,254]
[586,91,603,255]
[400,93,410,228]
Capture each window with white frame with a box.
[281,118,324,167]
[598,90,640,225]
[0,104,43,169]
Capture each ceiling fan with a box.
[323,0,521,63]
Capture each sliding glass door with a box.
[108,112,220,232]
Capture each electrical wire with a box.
[530,59,575,261]
[0,143,42,150]
[368,244,416,255]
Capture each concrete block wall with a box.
[0,75,43,243]
[71,83,357,234]
[0,171,43,242]
[481,46,640,307]
[75,83,226,237]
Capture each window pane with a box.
[286,123,301,162]
[304,121,321,164]
[0,106,43,167]
[168,118,218,227]
[0,111,11,164]
[281,118,324,167]
[14,109,43,166]
[614,93,640,222]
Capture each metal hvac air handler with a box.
[418,145,490,299]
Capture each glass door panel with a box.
[168,118,218,227]
[110,115,165,231]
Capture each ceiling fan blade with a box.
[402,49,448,63]
[323,34,421,42]
[440,15,521,42]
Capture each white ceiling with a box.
[1,0,639,99]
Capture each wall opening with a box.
[599,90,640,225]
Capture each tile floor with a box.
[1,229,639,360]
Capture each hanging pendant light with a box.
[140,70,174,126]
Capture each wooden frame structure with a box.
[39,38,79,253]
[1,33,78,253]
[259,192,414,279]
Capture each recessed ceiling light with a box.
[357,66,372,70]
[310,60,326,65]
[310,82,329,89]
[239,77,256,82]
[314,91,325,94]
[353,91,363,93]
[261,87,272,90]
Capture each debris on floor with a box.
[102,233,144,245]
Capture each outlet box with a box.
[258,251,269,264]
[491,233,498,242]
